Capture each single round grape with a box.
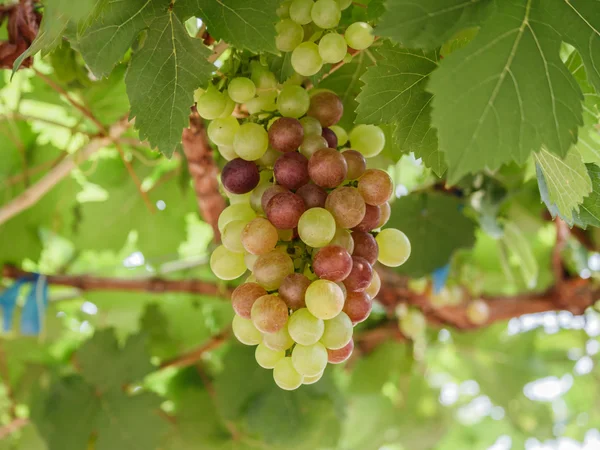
[466,299,490,325]
[276,19,305,52]
[274,152,310,190]
[349,124,385,158]
[318,32,347,63]
[305,279,344,319]
[220,94,236,117]
[255,343,285,369]
[208,116,240,147]
[327,339,354,363]
[266,192,306,229]
[343,256,373,292]
[300,116,323,136]
[246,91,277,114]
[321,128,338,148]
[234,123,269,161]
[210,245,246,280]
[296,183,327,208]
[263,324,295,351]
[300,134,328,159]
[260,185,288,213]
[342,149,366,180]
[351,231,378,265]
[279,273,311,310]
[289,0,314,24]
[308,148,348,188]
[268,117,304,153]
[298,207,336,248]
[311,0,340,28]
[232,315,262,345]
[358,169,393,206]
[273,357,303,390]
[329,227,354,253]
[365,269,381,299]
[292,342,328,376]
[291,42,323,76]
[222,219,250,253]
[253,251,294,291]
[343,290,372,324]
[228,77,256,103]
[378,202,391,228]
[257,147,280,169]
[251,63,278,91]
[218,144,237,161]
[321,311,353,349]
[251,294,289,334]
[196,86,227,119]
[376,228,411,267]
[345,22,374,50]
[288,308,324,345]
[336,0,352,9]
[218,203,256,233]
[307,91,343,127]
[231,282,267,319]
[221,158,260,194]
[325,186,366,228]
[330,125,348,146]
[278,0,292,18]
[303,371,324,384]
[242,217,279,255]
[277,85,310,119]
[313,245,352,282]
[353,204,381,232]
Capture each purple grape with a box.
[321,128,338,148]
[268,117,304,152]
[266,192,306,229]
[296,183,327,208]
[221,158,259,194]
[274,152,309,190]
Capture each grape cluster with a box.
[276,0,375,76]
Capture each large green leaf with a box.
[574,164,600,229]
[388,192,477,276]
[176,0,279,54]
[126,10,214,157]
[429,0,584,183]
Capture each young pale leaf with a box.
[502,221,538,289]
[573,164,600,229]
[175,0,279,54]
[377,0,492,49]
[429,0,583,184]
[535,148,592,225]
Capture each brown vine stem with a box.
[0,418,29,440]
[160,328,230,370]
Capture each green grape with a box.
[276,19,305,52]
[336,0,352,9]
[228,77,256,103]
[300,116,323,136]
[244,252,259,271]
[305,279,344,319]
[329,227,354,253]
[220,94,236,117]
[277,85,310,118]
[218,203,256,233]
[320,312,353,349]
[251,63,278,91]
[376,228,411,267]
[298,207,336,248]
[222,219,250,253]
[263,324,295,351]
[218,145,237,161]
[273,357,303,390]
[233,123,269,161]
[226,190,251,205]
[398,308,426,339]
[257,146,280,168]
[466,299,490,325]
[329,125,348,146]
[365,269,381,299]
[303,371,324,384]
[318,33,347,63]
[349,124,385,158]
[288,308,324,345]
[255,343,285,369]
[253,250,295,290]
[292,342,328,376]
[299,134,328,158]
[289,0,314,25]
[345,22,374,50]
[278,0,292,17]
[232,315,262,345]
[208,116,240,147]
[311,0,341,29]
[291,42,323,76]
[196,86,228,120]
[210,245,246,280]
[246,91,278,114]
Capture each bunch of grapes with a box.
[276,0,375,76]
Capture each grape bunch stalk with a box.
[204,1,410,390]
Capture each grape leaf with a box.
[388,192,477,276]
[126,10,214,157]
[355,43,445,175]
[269,52,295,84]
[429,0,584,183]
[175,0,279,54]
[535,148,592,224]
[75,0,163,78]
[377,0,492,49]
[573,164,600,229]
